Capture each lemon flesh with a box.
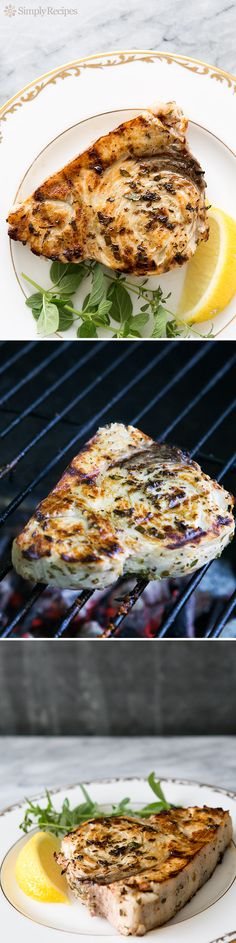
[178,207,236,323]
[15,832,68,903]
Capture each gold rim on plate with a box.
[0,49,236,123]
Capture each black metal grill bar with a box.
[0,342,36,380]
[54,591,94,638]
[0,345,111,478]
[102,578,149,638]
[0,343,174,527]
[216,450,236,484]
[1,584,45,638]
[159,353,236,443]
[206,589,236,639]
[0,343,70,409]
[131,345,208,427]
[156,448,236,639]
[0,341,210,481]
[188,399,236,461]
[0,561,12,582]
[0,341,77,439]
[49,345,208,637]
[197,451,236,472]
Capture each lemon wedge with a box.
[15,832,68,903]
[178,207,236,323]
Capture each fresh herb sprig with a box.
[19,772,171,836]
[22,262,213,340]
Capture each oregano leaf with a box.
[37,297,59,336]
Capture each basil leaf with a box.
[37,297,59,336]
[77,321,98,338]
[108,282,133,323]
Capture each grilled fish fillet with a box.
[12,423,234,590]
[7,102,209,275]
[57,808,232,936]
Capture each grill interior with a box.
[0,340,235,639]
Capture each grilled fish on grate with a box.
[12,422,234,590]
[7,103,208,275]
[57,807,232,936]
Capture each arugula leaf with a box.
[147,772,170,805]
[37,297,59,336]
[19,774,172,836]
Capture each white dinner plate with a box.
[0,51,236,340]
[0,777,236,942]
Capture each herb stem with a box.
[22,272,46,294]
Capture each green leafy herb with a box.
[107,281,133,325]
[19,772,172,836]
[37,297,59,336]
[22,259,213,339]
[86,263,106,308]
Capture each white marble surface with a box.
[1,0,236,107]
[0,737,235,811]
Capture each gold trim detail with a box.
[1,50,235,128]
[210,936,236,942]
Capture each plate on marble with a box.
[0,776,236,942]
[0,50,236,340]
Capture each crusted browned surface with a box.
[57,806,232,897]
[7,103,208,274]
[12,423,234,590]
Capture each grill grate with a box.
[0,341,235,639]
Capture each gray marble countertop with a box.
[1,0,236,106]
[0,737,235,811]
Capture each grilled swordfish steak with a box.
[56,807,232,936]
[7,102,209,275]
[12,423,234,590]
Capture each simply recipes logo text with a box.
[4,5,79,15]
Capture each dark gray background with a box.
[0,641,235,736]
